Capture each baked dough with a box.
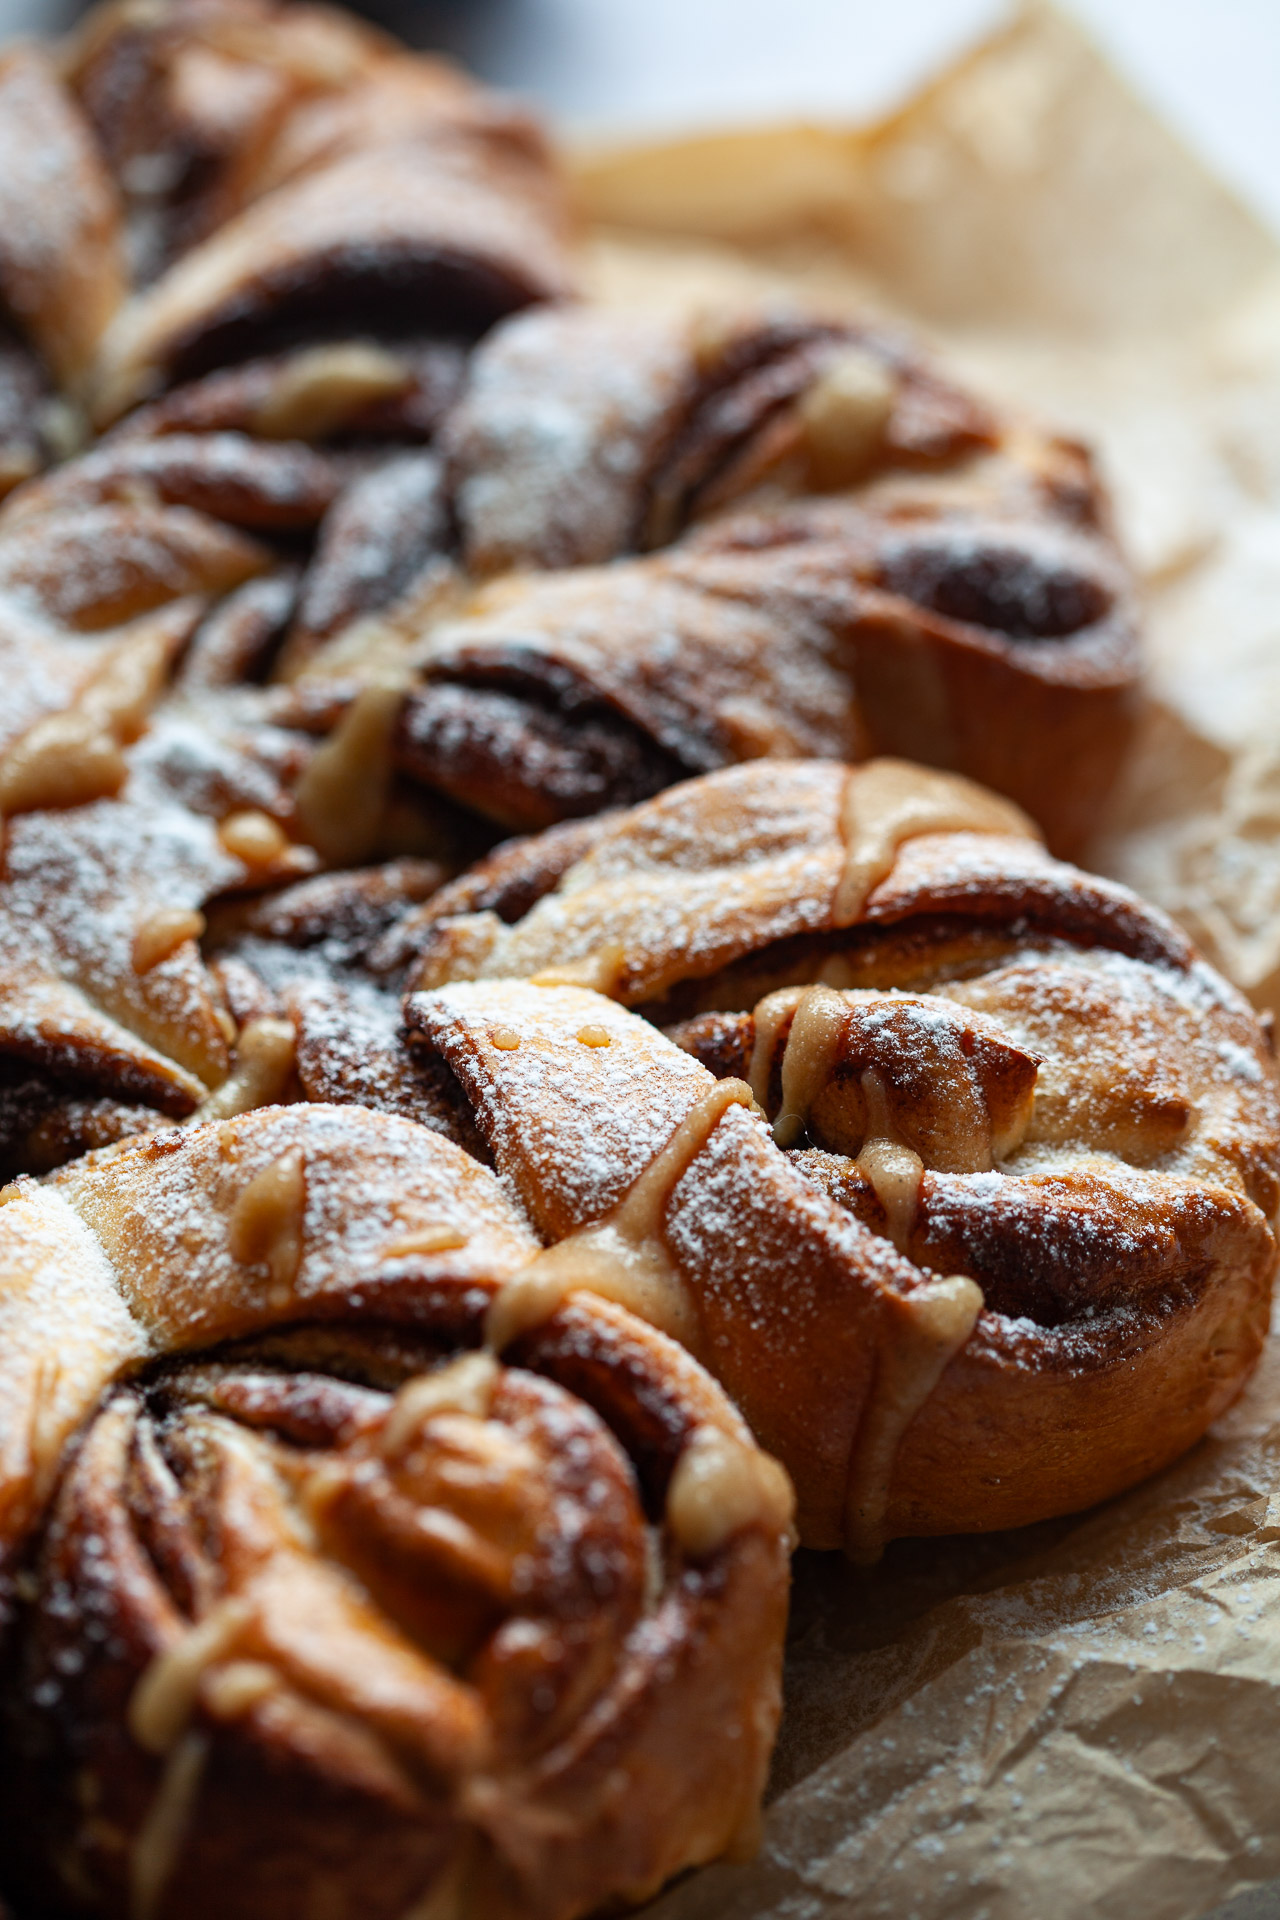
[398,760,1280,1550]
[0,1103,790,1920]
[403,305,1136,852]
[0,0,1251,1905]
[0,1,1135,885]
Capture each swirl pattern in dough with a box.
[0,1103,790,1920]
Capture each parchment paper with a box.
[570,9,1280,1915]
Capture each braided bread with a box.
[0,0,1137,1193]
[401,305,1136,852]
[0,0,1136,890]
[395,760,1280,1552]
[0,0,1257,1910]
[0,1103,790,1919]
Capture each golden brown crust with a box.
[0,1,1226,1902]
[0,0,583,1181]
[0,708,320,1144]
[398,493,1134,850]
[400,761,1280,1551]
[398,305,1136,851]
[70,4,572,415]
[0,157,1132,880]
[0,13,1138,1088]
[0,5,1213,1914]
[404,758,1190,1005]
[440,307,1004,573]
[0,1103,790,1919]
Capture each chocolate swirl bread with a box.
[0,2,1252,1913]
[393,761,1280,1551]
[0,0,1136,890]
[398,306,1136,853]
[0,1104,791,1919]
[0,0,1138,1187]
[86,756,1270,1553]
[0,0,572,1177]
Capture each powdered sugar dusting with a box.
[410,980,708,1236]
[56,1102,537,1350]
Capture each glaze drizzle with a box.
[485,1078,757,1352]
